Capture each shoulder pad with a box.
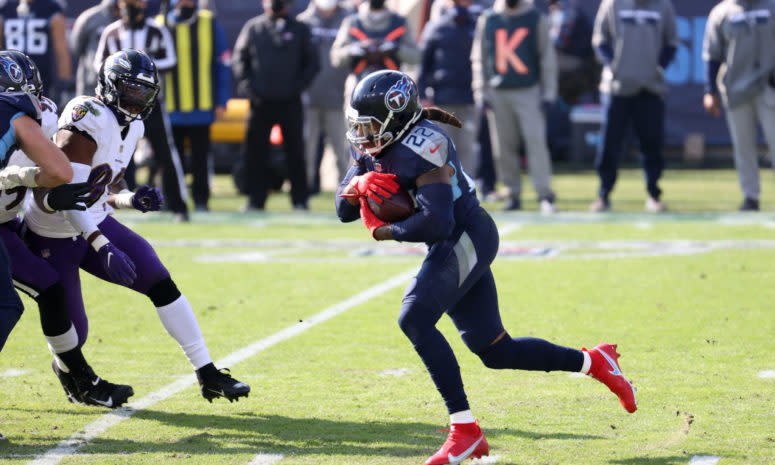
[59,96,111,140]
[399,123,448,167]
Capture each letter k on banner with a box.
[495,28,529,74]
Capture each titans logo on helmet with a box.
[0,58,24,84]
[385,76,413,112]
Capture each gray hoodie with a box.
[70,0,120,96]
[703,0,775,108]
[297,3,353,108]
[592,0,678,97]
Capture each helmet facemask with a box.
[101,72,159,124]
[346,105,394,156]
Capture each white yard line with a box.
[247,453,284,465]
[25,268,417,465]
[0,369,28,377]
[689,456,721,465]
[758,370,775,379]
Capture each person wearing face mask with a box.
[70,0,121,98]
[471,0,558,213]
[417,0,478,178]
[95,0,191,222]
[297,0,353,194]
[232,0,320,211]
[0,0,72,98]
[155,0,229,212]
[330,0,420,111]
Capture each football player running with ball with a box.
[336,70,637,465]
[22,49,250,404]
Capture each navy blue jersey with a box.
[353,119,480,223]
[0,92,41,168]
[0,0,63,95]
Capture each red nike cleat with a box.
[425,421,489,465]
[583,343,638,413]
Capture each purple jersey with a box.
[0,0,63,95]
[353,119,480,224]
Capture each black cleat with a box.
[51,359,80,404]
[54,360,134,408]
[196,364,250,403]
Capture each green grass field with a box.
[1,169,774,465]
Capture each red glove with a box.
[340,172,399,204]
[359,197,388,239]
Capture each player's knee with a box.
[397,301,435,346]
[147,277,182,307]
[476,334,513,369]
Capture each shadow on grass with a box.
[0,408,604,460]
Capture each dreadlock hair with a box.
[421,106,463,128]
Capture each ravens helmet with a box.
[346,70,422,156]
[0,50,42,97]
[0,52,28,94]
[97,49,159,124]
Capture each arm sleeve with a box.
[470,13,489,103]
[396,21,421,65]
[592,0,613,65]
[658,45,677,69]
[702,7,725,64]
[154,24,178,72]
[705,60,721,94]
[94,28,109,73]
[390,182,455,243]
[297,24,320,92]
[417,24,437,100]
[662,0,679,48]
[537,13,558,102]
[213,19,230,107]
[330,16,354,69]
[335,163,367,222]
[231,22,252,93]
[69,12,88,55]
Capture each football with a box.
[367,187,416,223]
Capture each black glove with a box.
[45,182,92,211]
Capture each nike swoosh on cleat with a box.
[599,350,622,376]
[92,377,102,386]
[447,436,483,464]
[107,253,113,267]
[91,396,113,407]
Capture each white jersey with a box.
[0,96,58,224]
[24,96,144,238]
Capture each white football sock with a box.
[450,410,475,425]
[580,351,592,374]
[47,325,79,373]
[156,294,212,370]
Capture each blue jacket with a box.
[418,7,476,105]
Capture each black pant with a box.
[145,99,188,214]
[172,125,212,207]
[243,97,308,208]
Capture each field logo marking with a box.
[26,268,418,465]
